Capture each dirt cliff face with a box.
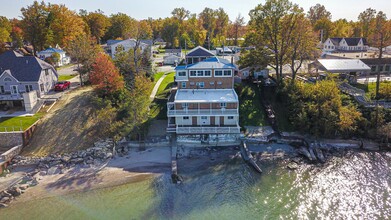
[23,87,106,156]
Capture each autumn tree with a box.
[68,34,101,85]
[126,74,152,141]
[184,13,206,47]
[358,8,377,38]
[248,0,303,84]
[147,17,163,40]
[314,17,333,42]
[20,1,49,54]
[104,13,136,41]
[46,4,86,48]
[90,53,124,96]
[161,17,179,48]
[213,8,229,46]
[10,19,24,48]
[283,80,364,137]
[0,16,11,43]
[367,11,391,100]
[199,7,216,49]
[287,15,318,82]
[228,14,245,46]
[307,4,332,26]
[171,7,190,46]
[82,10,110,44]
[333,19,353,37]
[0,16,11,52]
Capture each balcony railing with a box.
[0,93,23,101]
[176,126,240,134]
[167,108,238,116]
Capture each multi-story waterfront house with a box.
[167,56,240,141]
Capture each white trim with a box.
[214,69,232,77]
[0,70,20,83]
[188,69,212,78]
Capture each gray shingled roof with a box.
[0,50,57,82]
[329,38,368,46]
[186,46,215,57]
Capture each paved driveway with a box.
[57,64,78,75]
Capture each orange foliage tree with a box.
[90,53,124,96]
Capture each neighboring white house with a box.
[239,66,269,80]
[37,47,71,67]
[323,38,368,53]
[165,49,182,57]
[163,54,181,66]
[0,51,58,112]
[216,46,233,55]
[106,39,151,58]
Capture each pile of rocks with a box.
[10,140,114,171]
[0,140,115,208]
[0,174,36,208]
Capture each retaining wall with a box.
[0,132,23,151]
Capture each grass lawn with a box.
[269,98,295,132]
[153,72,165,83]
[236,83,268,127]
[260,85,295,132]
[354,82,377,94]
[156,72,175,98]
[150,72,175,120]
[58,75,76,81]
[0,113,43,132]
[353,82,391,100]
[56,64,74,70]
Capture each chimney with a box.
[231,56,233,64]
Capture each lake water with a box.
[1,151,390,219]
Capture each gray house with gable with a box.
[0,51,58,112]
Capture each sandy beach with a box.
[6,147,172,205]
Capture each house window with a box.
[201,116,207,120]
[45,69,49,76]
[115,45,124,52]
[223,70,232,76]
[190,71,197,76]
[204,70,211,76]
[0,86,4,93]
[190,82,195,86]
[371,66,377,72]
[220,103,227,108]
[379,65,384,72]
[4,77,11,82]
[228,116,234,120]
[215,70,223,76]
[178,71,186,77]
[209,81,215,85]
[182,103,188,108]
[217,81,222,85]
[25,85,33,92]
[197,70,203,76]
[11,85,18,94]
[183,116,189,120]
[40,83,44,92]
[198,82,204,88]
[385,65,390,72]
[181,82,186,88]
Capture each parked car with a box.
[54,81,71,91]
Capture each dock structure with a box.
[240,141,263,173]
[170,136,182,184]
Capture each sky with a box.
[1,0,391,22]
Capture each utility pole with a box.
[184,40,187,65]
